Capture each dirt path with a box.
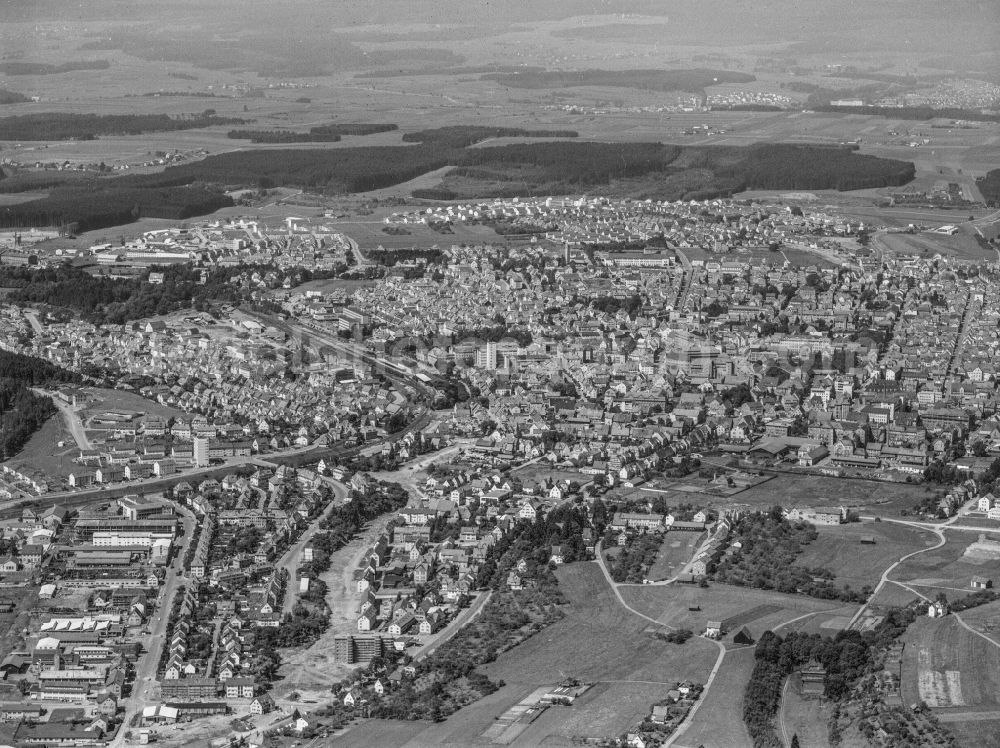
[275,515,393,699]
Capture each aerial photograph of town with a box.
[0,0,998,746]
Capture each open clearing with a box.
[696,473,933,516]
[621,582,856,640]
[794,520,934,592]
[274,517,392,700]
[777,675,839,748]
[891,529,999,601]
[943,718,1000,748]
[677,645,754,748]
[647,531,703,582]
[952,600,1000,646]
[80,386,187,423]
[3,411,77,481]
[343,562,719,746]
[900,617,1000,715]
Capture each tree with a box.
[790,734,801,748]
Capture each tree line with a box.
[709,509,870,603]
[0,184,233,233]
[0,263,254,324]
[977,168,1000,207]
[402,125,578,149]
[744,608,917,747]
[0,111,246,141]
[0,350,81,461]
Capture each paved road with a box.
[110,507,195,747]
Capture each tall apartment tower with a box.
[193,436,210,468]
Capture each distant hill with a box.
[482,68,755,93]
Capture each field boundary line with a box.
[593,542,673,628]
[779,677,791,747]
[849,525,946,629]
[662,639,726,748]
[953,612,1000,652]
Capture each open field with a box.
[620,582,855,641]
[677,645,754,748]
[900,617,1000,715]
[794,520,935,592]
[482,562,718,685]
[777,674,838,748]
[342,562,719,746]
[2,411,77,479]
[869,582,924,609]
[729,474,935,515]
[943,717,1000,748]
[510,465,584,489]
[952,600,1000,645]
[891,529,1000,601]
[79,386,188,423]
[647,531,703,581]
[875,230,992,262]
[274,278,376,297]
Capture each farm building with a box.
[800,660,826,697]
[971,576,993,590]
[927,601,948,618]
[860,534,877,544]
[705,620,722,639]
[733,626,755,645]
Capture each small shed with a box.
[860,534,877,545]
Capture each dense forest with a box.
[402,126,579,149]
[744,609,917,747]
[482,68,755,93]
[0,138,915,232]
[0,112,246,141]
[0,169,96,194]
[226,129,342,143]
[0,184,233,233]
[977,168,1000,207]
[455,141,678,185]
[0,264,246,324]
[423,141,911,199]
[310,123,398,137]
[226,123,396,143]
[0,90,30,105]
[815,104,1000,123]
[0,60,109,76]
[0,350,82,461]
[708,143,916,192]
[131,145,452,193]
